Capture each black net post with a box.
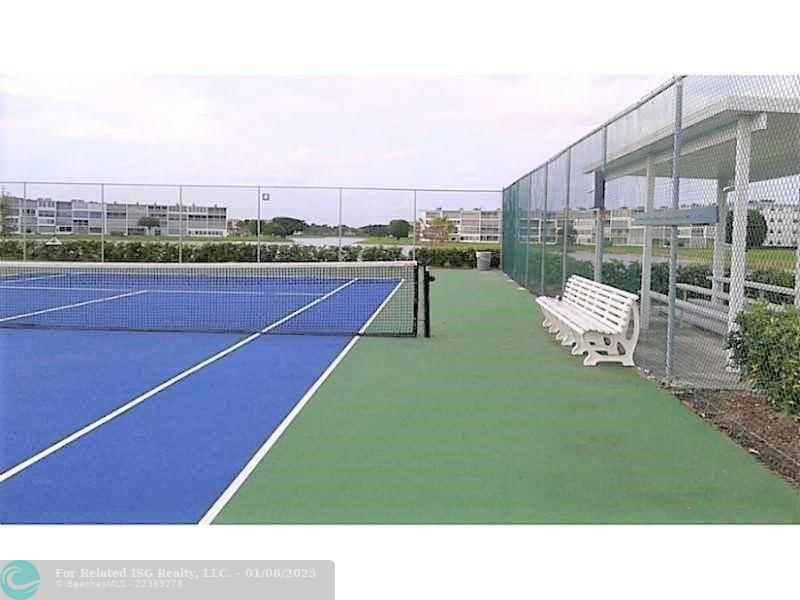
[423,265,433,338]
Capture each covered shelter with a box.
[586,94,800,335]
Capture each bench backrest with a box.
[562,275,639,332]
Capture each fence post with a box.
[337,188,343,261]
[640,154,655,329]
[540,164,548,295]
[100,183,106,262]
[594,127,608,282]
[526,176,532,289]
[412,190,417,262]
[256,186,262,263]
[562,150,571,292]
[22,182,27,261]
[666,77,684,383]
[178,185,183,264]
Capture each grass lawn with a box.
[360,237,500,250]
[358,236,413,245]
[574,244,797,271]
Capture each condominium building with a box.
[753,200,800,247]
[572,207,714,249]
[1,196,228,238]
[517,212,561,244]
[420,208,501,243]
[569,200,800,249]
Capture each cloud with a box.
[0,74,668,218]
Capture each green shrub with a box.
[415,246,500,268]
[0,239,501,268]
[728,303,800,414]
[749,269,796,304]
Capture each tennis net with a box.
[0,260,420,336]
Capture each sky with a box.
[0,75,669,223]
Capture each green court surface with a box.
[216,269,800,523]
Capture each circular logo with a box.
[1,562,40,600]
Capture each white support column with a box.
[794,234,800,307]
[594,209,604,282]
[711,180,728,306]
[640,155,655,329]
[727,117,753,334]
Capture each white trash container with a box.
[475,251,493,271]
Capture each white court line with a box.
[0,285,131,292]
[0,278,357,485]
[0,284,321,297]
[199,278,406,525]
[149,289,321,297]
[0,274,68,283]
[0,290,149,323]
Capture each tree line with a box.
[237,217,411,239]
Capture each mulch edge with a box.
[675,388,800,489]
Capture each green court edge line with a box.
[216,269,800,524]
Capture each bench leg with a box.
[571,334,587,356]
[548,317,561,335]
[560,327,576,347]
[545,313,561,335]
[537,305,557,333]
[580,331,636,367]
[556,319,577,345]
[540,307,565,338]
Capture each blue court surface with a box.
[0,269,410,523]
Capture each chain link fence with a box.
[0,181,500,264]
[503,75,800,484]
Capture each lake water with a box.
[290,236,366,247]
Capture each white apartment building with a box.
[754,200,800,247]
[569,201,800,249]
[421,208,501,243]
[1,196,228,238]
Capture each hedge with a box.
[0,239,500,269]
[0,239,794,297]
[728,303,800,414]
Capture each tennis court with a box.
[1,263,799,524]
[0,260,422,523]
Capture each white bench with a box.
[535,275,640,367]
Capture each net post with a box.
[423,265,432,338]
[412,262,419,337]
